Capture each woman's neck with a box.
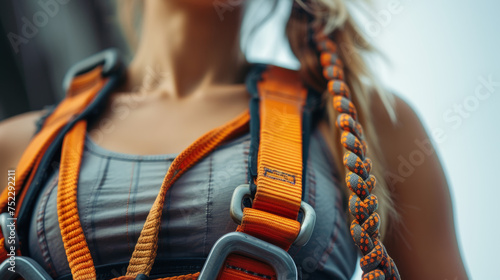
[126,1,248,99]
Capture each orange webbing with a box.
[0,234,7,261]
[219,255,276,280]
[57,120,96,279]
[123,111,250,278]
[237,208,301,250]
[67,64,104,96]
[251,67,306,220]
[0,66,105,216]
[218,67,306,280]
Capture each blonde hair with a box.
[286,0,398,237]
[116,0,398,238]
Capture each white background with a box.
[244,0,499,279]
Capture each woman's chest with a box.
[88,91,250,155]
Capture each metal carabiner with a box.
[0,213,53,280]
[0,213,18,252]
[0,256,53,280]
[200,184,317,279]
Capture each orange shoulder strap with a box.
[0,66,106,215]
[219,66,307,280]
[0,49,122,263]
[0,66,107,263]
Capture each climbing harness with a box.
[0,30,401,280]
[0,50,316,279]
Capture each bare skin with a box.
[0,0,468,279]
[0,110,45,190]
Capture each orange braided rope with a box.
[315,32,401,280]
[57,120,97,279]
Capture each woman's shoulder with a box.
[0,110,46,192]
[369,94,468,277]
[370,91,419,130]
[369,91,430,166]
[0,110,46,163]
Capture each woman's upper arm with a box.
[0,110,45,193]
[372,94,469,279]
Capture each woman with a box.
[0,0,468,279]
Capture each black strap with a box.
[245,64,266,196]
[301,87,322,199]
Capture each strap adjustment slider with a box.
[229,184,316,247]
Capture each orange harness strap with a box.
[217,66,307,280]
[238,66,306,247]
[0,67,104,214]
[0,67,105,262]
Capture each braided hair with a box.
[287,1,401,279]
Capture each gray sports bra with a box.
[27,127,358,279]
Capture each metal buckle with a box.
[62,48,122,92]
[230,184,316,247]
[0,256,53,280]
[0,213,53,279]
[198,232,297,280]
[0,213,18,252]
